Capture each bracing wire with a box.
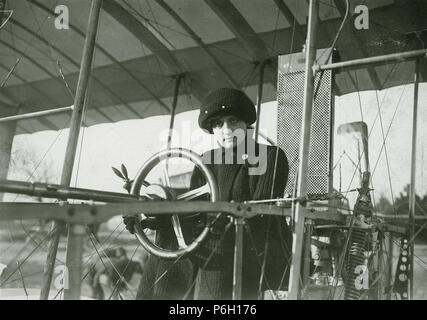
[107,244,140,300]
[258,147,282,298]
[86,229,137,299]
[0,57,20,89]
[350,68,409,214]
[121,0,252,63]
[353,71,364,122]
[26,1,75,102]
[0,225,58,287]
[245,224,279,300]
[3,0,426,300]
[0,0,62,89]
[316,0,351,65]
[270,5,282,54]
[72,70,93,189]
[0,218,56,260]
[246,218,295,300]
[16,259,28,298]
[0,9,13,30]
[82,223,125,261]
[80,225,131,286]
[385,232,427,270]
[1,1,130,298]
[138,253,186,299]
[240,64,258,89]
[182,220,234,300]
[374,90,397,211]
[341,55,411,202]
[370,84,409,179]
[326,215,356,299]
[10,0,73,202]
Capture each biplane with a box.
[0,0,426,300]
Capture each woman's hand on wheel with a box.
[123,214,171,233]
[123,215,141,234]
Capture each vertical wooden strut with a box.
[232,218,245,300]
[0,105,17,201]
[408,58,420,300]
[166,75,183,152]
[164,74,186,248]
[0,0,14,202]
[287,0,318,300]
[386,234,394,299]
[40,0,103,300]
[254,60,268,143]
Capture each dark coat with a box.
[190,143,292,299]
[137,143,291,300]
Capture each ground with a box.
[0,226,426,300]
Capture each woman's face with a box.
[211,115,247,149]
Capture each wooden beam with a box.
[204,0,270,62]
[155,0,239,88]
[0,39,71,109]
[9,18,141,120]
[272,0,305,40]
[0,63,59,130]
[0,63,62,130]
[102,0,208,101]
[0,61,59,107]
[28,0,172,113]
[408,58,420,300]
[0,201,348,224]
[103,0,181,74]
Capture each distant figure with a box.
[87,247,144,300]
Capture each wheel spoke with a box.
[177,184,210,201]
[171,215,187,249]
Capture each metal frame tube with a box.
[40,0,103,300]
[0,106,73,123]
[288,0,319,300]
[0,179,139,202]
[315,49,427,72]
[408,58,420,300]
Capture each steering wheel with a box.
[130,148,219,259]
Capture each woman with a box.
[190,87,292,299]
[127,88,292,300]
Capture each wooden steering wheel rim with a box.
[130,148,219,259]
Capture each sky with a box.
[5,83,427,211]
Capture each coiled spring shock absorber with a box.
[344,226,369,300]
[344,172,372,300]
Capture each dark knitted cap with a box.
[198,88,256,133]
